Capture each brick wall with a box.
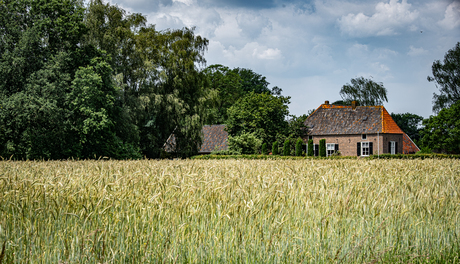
[304,133,403,156]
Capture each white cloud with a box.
[438,1,460,30]
[407,46,428,56]
[338,0,419,37]
[172,0,194,5]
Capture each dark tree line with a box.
[0,0,211,159]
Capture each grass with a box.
[0,159,459,263]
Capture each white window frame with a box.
[362,134,367,140]
[390,141,396,155]
[326,143,335,157]
[361,142,370,156]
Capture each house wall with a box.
[304,133,403,156]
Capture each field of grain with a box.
[0,159,459,263]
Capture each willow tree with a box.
[340,77,388,106]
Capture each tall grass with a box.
[0,159,459,263]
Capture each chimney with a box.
[352,100,357,110]
[325,100,329,105]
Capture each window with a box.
[390,141,396,155]
[361,142,370,156]
[362,134,367,140]
[326,144,335,156]
[357,142,373,156]
[326,143,339,156]
[308,135,313,140]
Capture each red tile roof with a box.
[403,133,420,154]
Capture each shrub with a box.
[272,141,279,155]
[228,132,262,154]
[295,138,303,156]
[307,139,314,156]
[283,139,290,156]
[261,143,268,155]
[319,139,326,157]
[210,149,241,155]
[417,146,433,154]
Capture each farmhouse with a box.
[304,101,420,157]
[164,124,228,154]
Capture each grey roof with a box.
[199,125,228,153]
[305,104,396,135]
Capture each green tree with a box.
[261,143,268,155]
[428,42,460,113]
[295,138,303,156]
[0,0,91,159]
[391,112,423,143]
[419,101,460,154]
[272,141,279,155]
[228,132,262,154]
[84,1,211,158]
[283,139,290,156]
[287,114,309,139]
[140,28,211,158]
[340,77,388,106]
[307,139,314,156]
[319,139,326,157]
[226,92,290,145]
[231,68,271,94]
[203,64,243,124]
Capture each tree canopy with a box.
[0,0,211,159]
[226,92,290,145]
[428,42,460,113]
[419,101,460,154]
[339,77,388,106]
[391,112,423,143]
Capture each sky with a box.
[103,0,459,118]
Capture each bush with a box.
[307,139,314,156]
[228,132,262,154]
[210,149,241,155]
[319,139,326,157]
[295,138,303,156]
[261,143,268,155]
[283,139,290,156]
[417,146,433,154]
[272,141,279,155]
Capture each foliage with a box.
[340,77,388,106]
[295,138,303,156]
[261,143,268,155]
[390,112,423,143]
[307,139,314,156]
[419,101,460,154]
[227,132,262,154]
[283,139,290,156]
[319,139,326,157]
[226,92,290,145]
[210,149,241,155]
[287,114,309,139]
[202,64,243,124]
[231,67,272,94]
[272,141,279,155]
[428,42,460,113]
[368,153,460,159]
[0,0,213,159]
[417,146,432,154]
[3,159,460,262]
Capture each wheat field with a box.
[0,159,459,263]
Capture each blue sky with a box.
[105,0,459,118]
